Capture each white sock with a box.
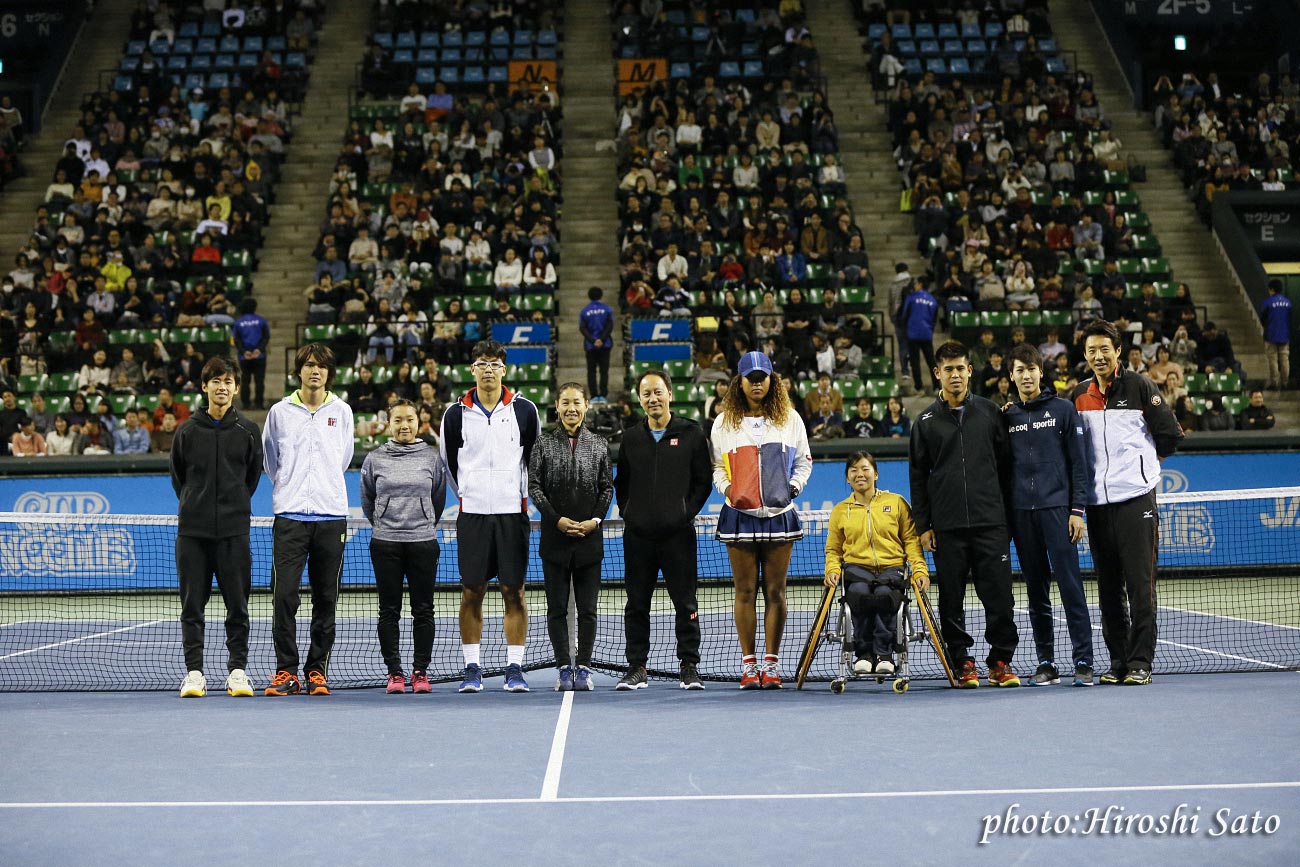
[462,643,481,666]
[507,645,525,666]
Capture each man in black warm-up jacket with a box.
[909,340,1021,688]
[170,357,263,698]
[613,370,713,690]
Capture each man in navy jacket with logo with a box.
[579,287,614,401]
[899,276,939,393]
[1005,343,1094,687]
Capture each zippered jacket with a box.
[262,391,353,517]
[908,393,1012,533]
[709,412,813,518]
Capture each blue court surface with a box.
[1,672,1297,866]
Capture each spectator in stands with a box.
[347,365,381,416]
[25,393,52,436]
[845,397,879,439]
[78,349,112,395]
[493,247,524,296]
[79,416,112,455]
[879,395,910,439]
[1261,279,1292,390]
[45,414,79,455]
[1073,212,1104,260]
[1198,321,1241,377]
[1238,389,1275,430]
[109,347,144,395]
[113,407,150,455]
[0,389,25,445]
[900,276,939,393]
[150,409,178,454]
[1198,396,1235,432]
[9,414,46,457]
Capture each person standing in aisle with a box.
[171,357,263,698]
[361,399,447,695]
[528,383,614,691]
[1261,279,1292,391]
[233,298,271,410]
[580,287,615,401]
[262,343,354,697]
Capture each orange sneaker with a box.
[739,662,762,690]
[264,670,301,696]
[988,661,1021,687]
[307,670,331,696]
[957,659,980,689]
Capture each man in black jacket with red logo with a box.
[909,340,1021,688]
[1071,319,1183,685]
[613,369,713,690]
[170,357,263,698]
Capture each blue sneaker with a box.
[555,666,574,691]
[574,665,594,691]
[458,663,483,693]
[504,663,530,692]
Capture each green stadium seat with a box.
[47,332,75,353]
[1128,211,1151,230]
[135,394,160,413]
[838,378,867,400]
[1102,169,1130,189]
[518,293,554,312]
[1015,311,1043,328]
[1206,372,1240,394]
[46,395,70,413]
[47,372,78,394]
[950,311,979,331]
[463,295,494,312]
[333,367,358,386]
[108,394,134,414]
[222,250,252,274]
[1184,373,1208,395]
[1041,310,1073,327]
[676,405,702,422]
[979,311,1013,329]
[1117,258,1143,277]
[663,359,696,380]
[109,329,137,345]
[863,379,900,399]
[303,324,335,342]
[520,385,552,405]
[861,356,894,377]
[1142,257,1172,281]
[464,270,493,290]
[842,285,873,308]
[512,362,552,383]
[17,374,47,394]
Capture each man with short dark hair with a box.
[113,408,151,455]
[1071,319,1183,685]
[580,287,614,402]
[172,357,263,698]
[440,339,540,693]
[1261,279,1292,390]
[909,340,1021,688]
[262,343,354,697]
[1238,389,1275,430]
[613,369,712,690]
[151,410,179,453]
[233,298,270,410]
[0,389,25,447]
[1005,343,1094,686]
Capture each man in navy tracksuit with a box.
[899,276,939,392]
[1005,343,1094,687]
[579,287,614,401]
[1260,278,1291,391]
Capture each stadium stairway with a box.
[251,0,372,404]
[1052,2,1298,427]
[0,0,136,258]
[553,0,623,396]
[809,2,925,389]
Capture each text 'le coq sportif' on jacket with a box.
[1003,388,1088,515]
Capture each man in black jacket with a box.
[613,369,713,690]
[170,357,263,698]
[909,340,1021,688]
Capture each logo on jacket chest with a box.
[327,417,337,426]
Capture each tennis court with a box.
[2,670,1297,866]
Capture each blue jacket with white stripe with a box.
[1003,389,1088,515]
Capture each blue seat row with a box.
[868,21,1006,40]
[890,37,1057,57]
[670,60,766,79]
[391,46,556,64]
[127,35,286,56]
[121,52,305,73]
[413,66,511,86]
[374,29,557,49]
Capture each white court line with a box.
[0,620,166,661]
[540,690,574,800]
[1014,606,1291,671]
[1159,603,1300,633]
[2,781,1298,810]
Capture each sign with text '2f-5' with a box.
[490,322,552,344]
[629,318,691,342]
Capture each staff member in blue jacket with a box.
[361,399,447,695]
[528,382,614,691]
[262,343,355,697]
[900,276,939,393]
[1005,344,1094,687]
[579,287,615,401]
[1261,278,1291,391]
[171,357,262,698]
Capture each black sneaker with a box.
[1099,667,1127,685]
[1073,663,1095,687]
[615,667,648,691]
[1029,662,1060,686]
[678,663,705,690]
[1123,668,1152,685]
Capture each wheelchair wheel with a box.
[892,678,909,694]
[830,678,847,694]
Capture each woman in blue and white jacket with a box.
[709,351,813,689]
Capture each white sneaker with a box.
[875,658,895,676]
[180,670,207,698]
[225,669,254,697]
[852,657,875,675]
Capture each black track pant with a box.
[586,347,611,398]
[1087,489,1159,672]
[932,526,1019,667]
[543,554,601,668]
[623,526,701,667]
[843,564,905,658]
[1011,506,1093,667]
[242,356,266,408]
[370,537,439,675]
[177,534,251,673]
[908,337,938,391]
[271,517,346,676]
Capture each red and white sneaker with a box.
[957,659,980,689]
[386,673,406,694]
[739,662,762,690]
[411,670,432,694]
[760,661,783,689]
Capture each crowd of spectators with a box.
[1151,68,1300,224]
[614,0,883,391]
[2,380,203,457]
[0,0,320,394]
[303,5,564,368]
[0,96,23,190]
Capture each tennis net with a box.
[1,486,1297,690]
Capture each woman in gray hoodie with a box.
[361,399,448,694]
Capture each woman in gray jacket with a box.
[528,383,614,691]
[361,399,448,694]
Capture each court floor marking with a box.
[1159,603,1300,633]
[0,620,166,661]
[1014,606,1289,670]
[3,781,1298,810]
[540,690,574,801]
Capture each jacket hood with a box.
[379,439,431,456]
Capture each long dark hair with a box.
[719,372,791,429]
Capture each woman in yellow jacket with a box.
[824,451,930,676]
